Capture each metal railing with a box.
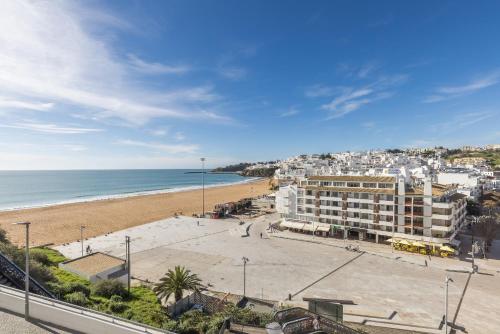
[0,284,174,334]
[274,308,361,334]
[0,251,54,298]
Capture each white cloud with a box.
[117,139,198,154]
[0,98,54,111]
[0,1,228,125]
[0,122,103,134]
[320,75,406,119]
[150,129,169,136]
[280,107,300,117]
[423,71,500,103]
[127,54,190,75]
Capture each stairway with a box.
[0,251,55,298]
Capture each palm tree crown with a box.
[153,266,204,302]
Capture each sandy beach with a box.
[0,178,271,246]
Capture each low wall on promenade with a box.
[0,285,173,334]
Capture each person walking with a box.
[260,232,263,239]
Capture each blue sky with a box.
[0,1,499,169]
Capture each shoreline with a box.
[0,178,272,247]
[0,176,261,213]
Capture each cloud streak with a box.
[0,1,229,125]
[128,54,190,75]
[318,75,406,119]
[0,122,103,134]
[424,71,500,103]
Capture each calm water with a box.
[0,170,252,211]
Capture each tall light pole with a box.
[80,225,86,257]
[471,216,478,273]
[242,257,249,296]
[13,221,31,321]
[125,236,131,292]
[201,157,206,217]
[444,276,454,334]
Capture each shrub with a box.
[31,247,67,265]
[29,261,56,284]
[30,249,52,266]
[65,291,89,307]
[92,279,128,299]
[51,267,90,285]
[108,296,129,313]
[0,228,8,244]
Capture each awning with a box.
[302,224,315,232]
[412,241,425,247]
[398,240,410,246]
[316,223,331,232]
[440,246,455,253]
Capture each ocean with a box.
[0,170,255,211]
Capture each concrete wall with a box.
[0,285,170,334]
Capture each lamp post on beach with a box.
[80,225,86,257]
[13,221,31,321]
[201,158,205,217]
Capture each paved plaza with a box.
[55,215,500,334]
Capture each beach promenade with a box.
[55,214,500,334]
[0,178,270,246]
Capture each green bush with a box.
[0,228,7,244]
[51,267,90,285]
[31,247,67,265]
[65,291,89,307]
[92,279,128,299]
[30,261,56,284]
[30,249,52,266]
[109,297,129,313]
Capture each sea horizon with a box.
[0,169,258,212]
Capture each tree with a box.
[153,266,204,302]
[473,215,499,251]
[0,227,8,244]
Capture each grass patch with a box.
[32,247,67,265]
[51,267,91,286]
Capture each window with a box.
[378,183,394,189]
[363,183,377,188]
[360,193,369,199]
[347,182,360,187]
[333,182,345,187]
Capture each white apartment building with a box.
[277,175,467,246]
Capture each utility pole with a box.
[201,157,205,217]
[13,222,31,321]
[242,257,249,296]
[80,225,86,257]
[125,236,131,292]
[444,276,454,334]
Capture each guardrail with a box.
[0,285,175,334]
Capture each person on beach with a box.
[197,221,199,226]
[260,232,263,239]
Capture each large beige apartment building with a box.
[277,175,467,245]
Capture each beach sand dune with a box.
[0,178,271,247]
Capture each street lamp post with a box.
[471,216,478,273]
[201,158,205,217]
[80,225,86,257]
[125,236,131,292]
[13,221,31,321]
[242,257,249,296]
[444,276,454,334]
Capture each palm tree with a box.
[153,266,204,302]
